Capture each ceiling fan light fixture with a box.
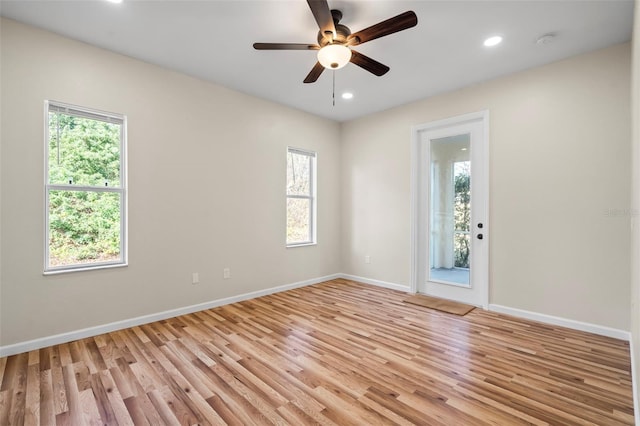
[317,44,352,70]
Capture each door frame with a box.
[410,111,490,309]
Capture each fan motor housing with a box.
[317,10,351,46]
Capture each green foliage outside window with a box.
[454,161,470,268]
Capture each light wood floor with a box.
[0,279,634,425]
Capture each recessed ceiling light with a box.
[461,148,468,151]
[483,36,503,47]
[342,92,354,100]
[105,0,123,3]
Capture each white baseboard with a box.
[0,273,341,357]
[337,273,411,293]
[489,304,630,341]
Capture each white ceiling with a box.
[0,0,634,122]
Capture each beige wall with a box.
[0,19,342,346]
[630,0,640,417]
[0,17,634,349]
[341,43,631,330]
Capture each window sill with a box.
[286,242,317,249]
[43,262,128,276]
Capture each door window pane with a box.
[429,134,470,286]
[454,161,471,268]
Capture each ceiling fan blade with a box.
[304,62,325,83]
[307,0,336,40]
[347,11,418,46]
[253,43,320,50]
[349,50,389,76]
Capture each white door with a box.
[411,112,489,308]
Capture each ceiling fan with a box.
[253,0,418,83]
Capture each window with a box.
[286,148,316,246]
[44,101,127,273]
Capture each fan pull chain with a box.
[332,71,336,107]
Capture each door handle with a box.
[477,234,483,240]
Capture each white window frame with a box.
[44,100,128,274]
[286,147,317,247]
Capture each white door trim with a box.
[410,111,490,308]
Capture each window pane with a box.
[48,190,121,267]
[287,152,310,196]
[48,112,121,187]
[287,198,310,244]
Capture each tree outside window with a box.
[453,161,470,268]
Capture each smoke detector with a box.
[536,33,556,45]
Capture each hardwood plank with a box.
[90,370,117,425]
[0,279,634,425]
[85,338,108,372]
[0,357,7,382]
[137,342,213,425]
[125,391,165,425]
[78,387,104,425]
[39,347,51,372]
[24,364,40,425]
[277,401,336,426]
[57,344,72,366]
[122,396,151,426]
[8,352,28,425]
[39,369,56,425]
[147,388,182,426]
[192,360,270,425]
[108,364,135,401]
[51,364,68,415]
[236,355,327,416]
[206,359,287,424]
[0,352,19,391]
[27,350,39,367]
[204,393,249,425]
[160,341,215,400]
[97,369,134,426]
[96,334,122,370]
[0,390,11,426]
[61,363,84,425]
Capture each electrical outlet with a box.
[365,255,371,264]
[192,272,199,284]
[223,268,231,279]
